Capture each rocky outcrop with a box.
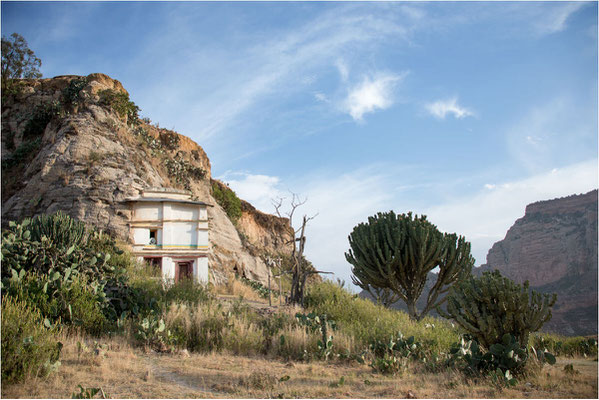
[1,73,292,286]
[477,190,598,336]
[238,200,294,255]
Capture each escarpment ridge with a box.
[478,190,598,336]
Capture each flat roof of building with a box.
[124,197,212,206]
[143,188,192,195]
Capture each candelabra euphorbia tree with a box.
[345,211,474,321]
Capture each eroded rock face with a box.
[238,200,294,255]
[1,74,292,286]
[478,190,598,336]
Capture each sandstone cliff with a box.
[477,190,598,336]
[1,73,293,285]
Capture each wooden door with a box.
[175,261,193,282]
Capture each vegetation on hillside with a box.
[98,88,140,126]
[211,180,243,223]
[1,212,596,396]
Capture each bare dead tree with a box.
[272,193,330,306]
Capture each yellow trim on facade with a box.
[129,219,209,224]
[134,252,208,257]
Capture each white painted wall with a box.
[197,230,209,247]
[162,257,175,281]
[164,222,197,246]
[195,257,209,284]
[199,207,208,220]
[170,203,199,220]
[132,227,163,245]
[133,227,149,245]
[134,203,162,220]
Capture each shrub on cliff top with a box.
[211,181,242,224]
[98,89,140,126]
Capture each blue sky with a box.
[3,1,597,288]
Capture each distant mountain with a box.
[360,190,598,336]
[476,190,598,336]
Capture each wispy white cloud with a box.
[335,59,349,82]
[531,2,585,36]
[138,5,412,143]
[425,97,473,119]
[218,172,285,213]
[314,92,329,103]
[506,97,597,174]
[526,135,541,146]
[342,72,405,122]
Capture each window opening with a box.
[149,229,157,245]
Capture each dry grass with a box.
[213,273,267,303]
[2,332,597,399]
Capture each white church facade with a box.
[125,188,211,284]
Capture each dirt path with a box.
[141,354,224,397]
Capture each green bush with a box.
[531,333,598,358]
[62,77,89,107]
[1,137,41,169]
[5,273,108,335]
[368,332,422,375]
[448,334,530,376]
[125,277,213,321]
[164,279,212,307]
[1,215,137,334]
[1,296,62,384]
[260,312,298,354]
[166,303,231,353]
[98,89,140,125]
[211,181,242,224]
[447,333,555,385]
[22,101,61,139]
[438,270,556,348]
[134,313,175,352]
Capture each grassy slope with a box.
[2,265,597,398]
[2,328,597,399]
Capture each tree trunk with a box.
[407,299,419,321]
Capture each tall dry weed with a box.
[213,273,265,302]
